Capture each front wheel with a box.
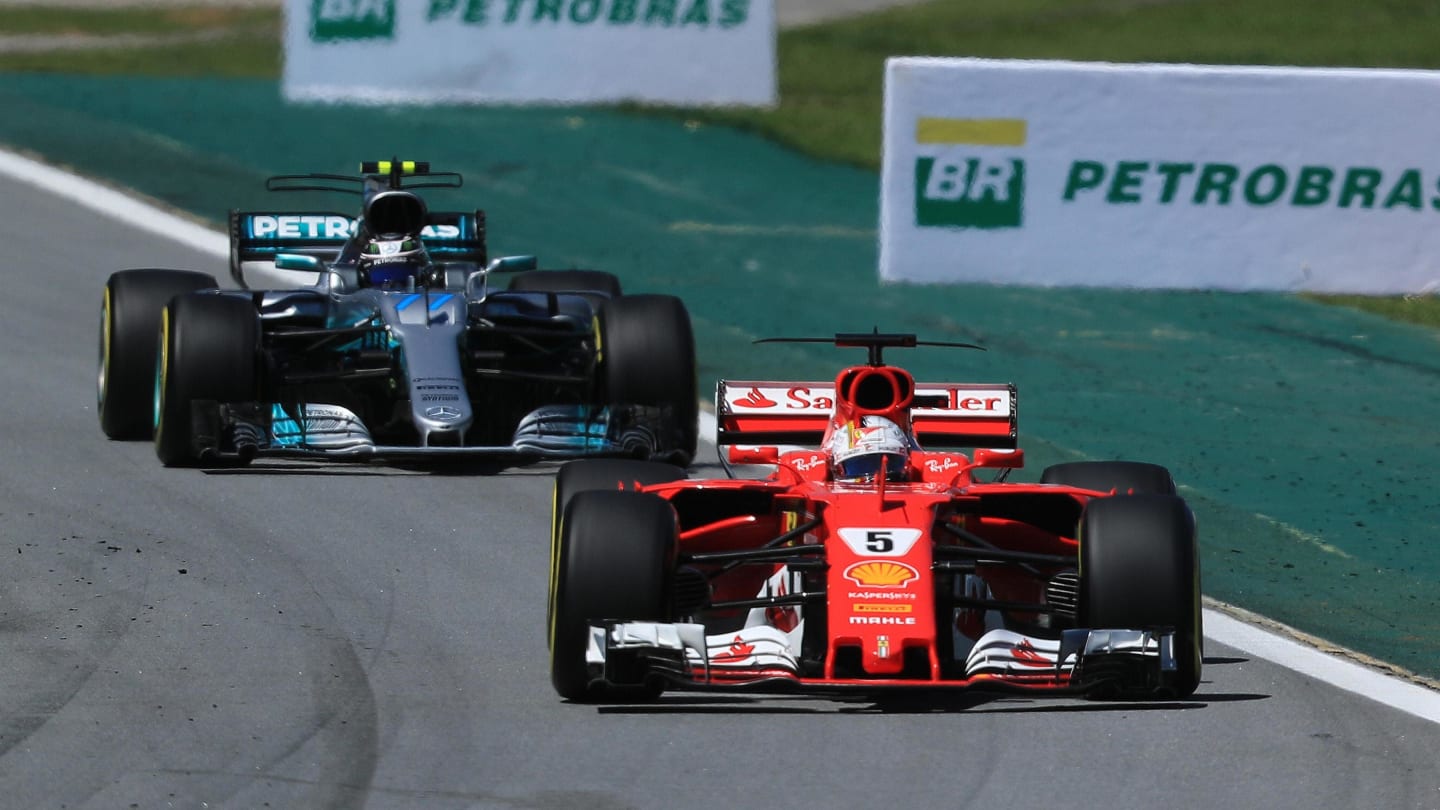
[1078,493,1201,698]
[547,459,687,642]
[1040,460,1176,495]
[551,459,687,534]
[98,269,218,439]
[154,293,260,467]
[598,294,698,464]
[549,490,677,702]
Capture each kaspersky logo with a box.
[311,0,396,42]
[914,117,1026,229]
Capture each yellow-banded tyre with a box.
[550,490,677,702]
[154,293,259,468]
[508,269,621,316]
[508,268,621,296]
[547,459,685,648]
[1040,461,1176,495]
[98,269,218,439]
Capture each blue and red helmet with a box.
[830,416,913,482]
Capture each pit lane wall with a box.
[284,0,775,106]
[879,57,1440,293]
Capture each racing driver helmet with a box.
[358,235,429,289]
[830,415,913,483]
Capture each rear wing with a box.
[716,380,1017,449]
[227,209,487,286]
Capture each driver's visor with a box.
[837,453,907,482]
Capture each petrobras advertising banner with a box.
[880,57,1440,293]
[285,0,775,106]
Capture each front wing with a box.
[186,401,689,463]
[587,622,1181,694]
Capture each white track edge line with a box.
[8,144,1436,721]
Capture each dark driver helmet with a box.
[358,236,428,289]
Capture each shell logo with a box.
[843,561,919,588]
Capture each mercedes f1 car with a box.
[548,332,1201,702]
[97,160,697,467]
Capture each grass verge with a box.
[4,0,1440,324]
[0,6,278,77]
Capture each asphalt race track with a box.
[1,174,1438,809]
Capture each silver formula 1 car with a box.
[97,159,698,467]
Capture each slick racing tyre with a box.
[1040,460,1176,495]
[547,459,687,641]
[598,294,699,464]
[154,293,259,467]
[552,459,687,531]
[98,269,219,439]
[509,269,622,314]
[508,269,623,298]
[550,490,677,702]
[1078,494,1201,698]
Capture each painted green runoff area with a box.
[2,74,1438,681]
[7,3,1440,331]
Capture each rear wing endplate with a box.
[716,380,1017,449]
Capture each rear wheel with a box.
[598,294,698,464]
[1040,460,1176,495]
[1078,494,1201,697]
[98,269,218,439]
[549,490,677,702]
[154,293,260,467]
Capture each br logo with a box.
[311,0,396,42]
[913,118,1026,229]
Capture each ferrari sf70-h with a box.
[548,332,1201,702]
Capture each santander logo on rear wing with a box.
[716,380,1017,449]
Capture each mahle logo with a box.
[914,117,1026,229]
[311,0,396,42]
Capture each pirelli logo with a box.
[853,603,913,614]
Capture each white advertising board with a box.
[880,57,1440,293]
[284,0,775,106]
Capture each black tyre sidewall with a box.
[1040,460,1176,495]
[507,269,623,298]
[99,269,218,439]
[1079,493,1201,696]
[598,294,698,462]
[154,293,259,467]
[548,459,686,644]
[550,490,676,701]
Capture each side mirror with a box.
[468,254,539,299]
[486,255,538,274]
[973,447,1024,469]
[275,253,322,271]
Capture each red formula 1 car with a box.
[547,332,1200,702]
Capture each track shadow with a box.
[593,686,1266,715]
[198,458,560,477]
[1205,655,1248,665]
